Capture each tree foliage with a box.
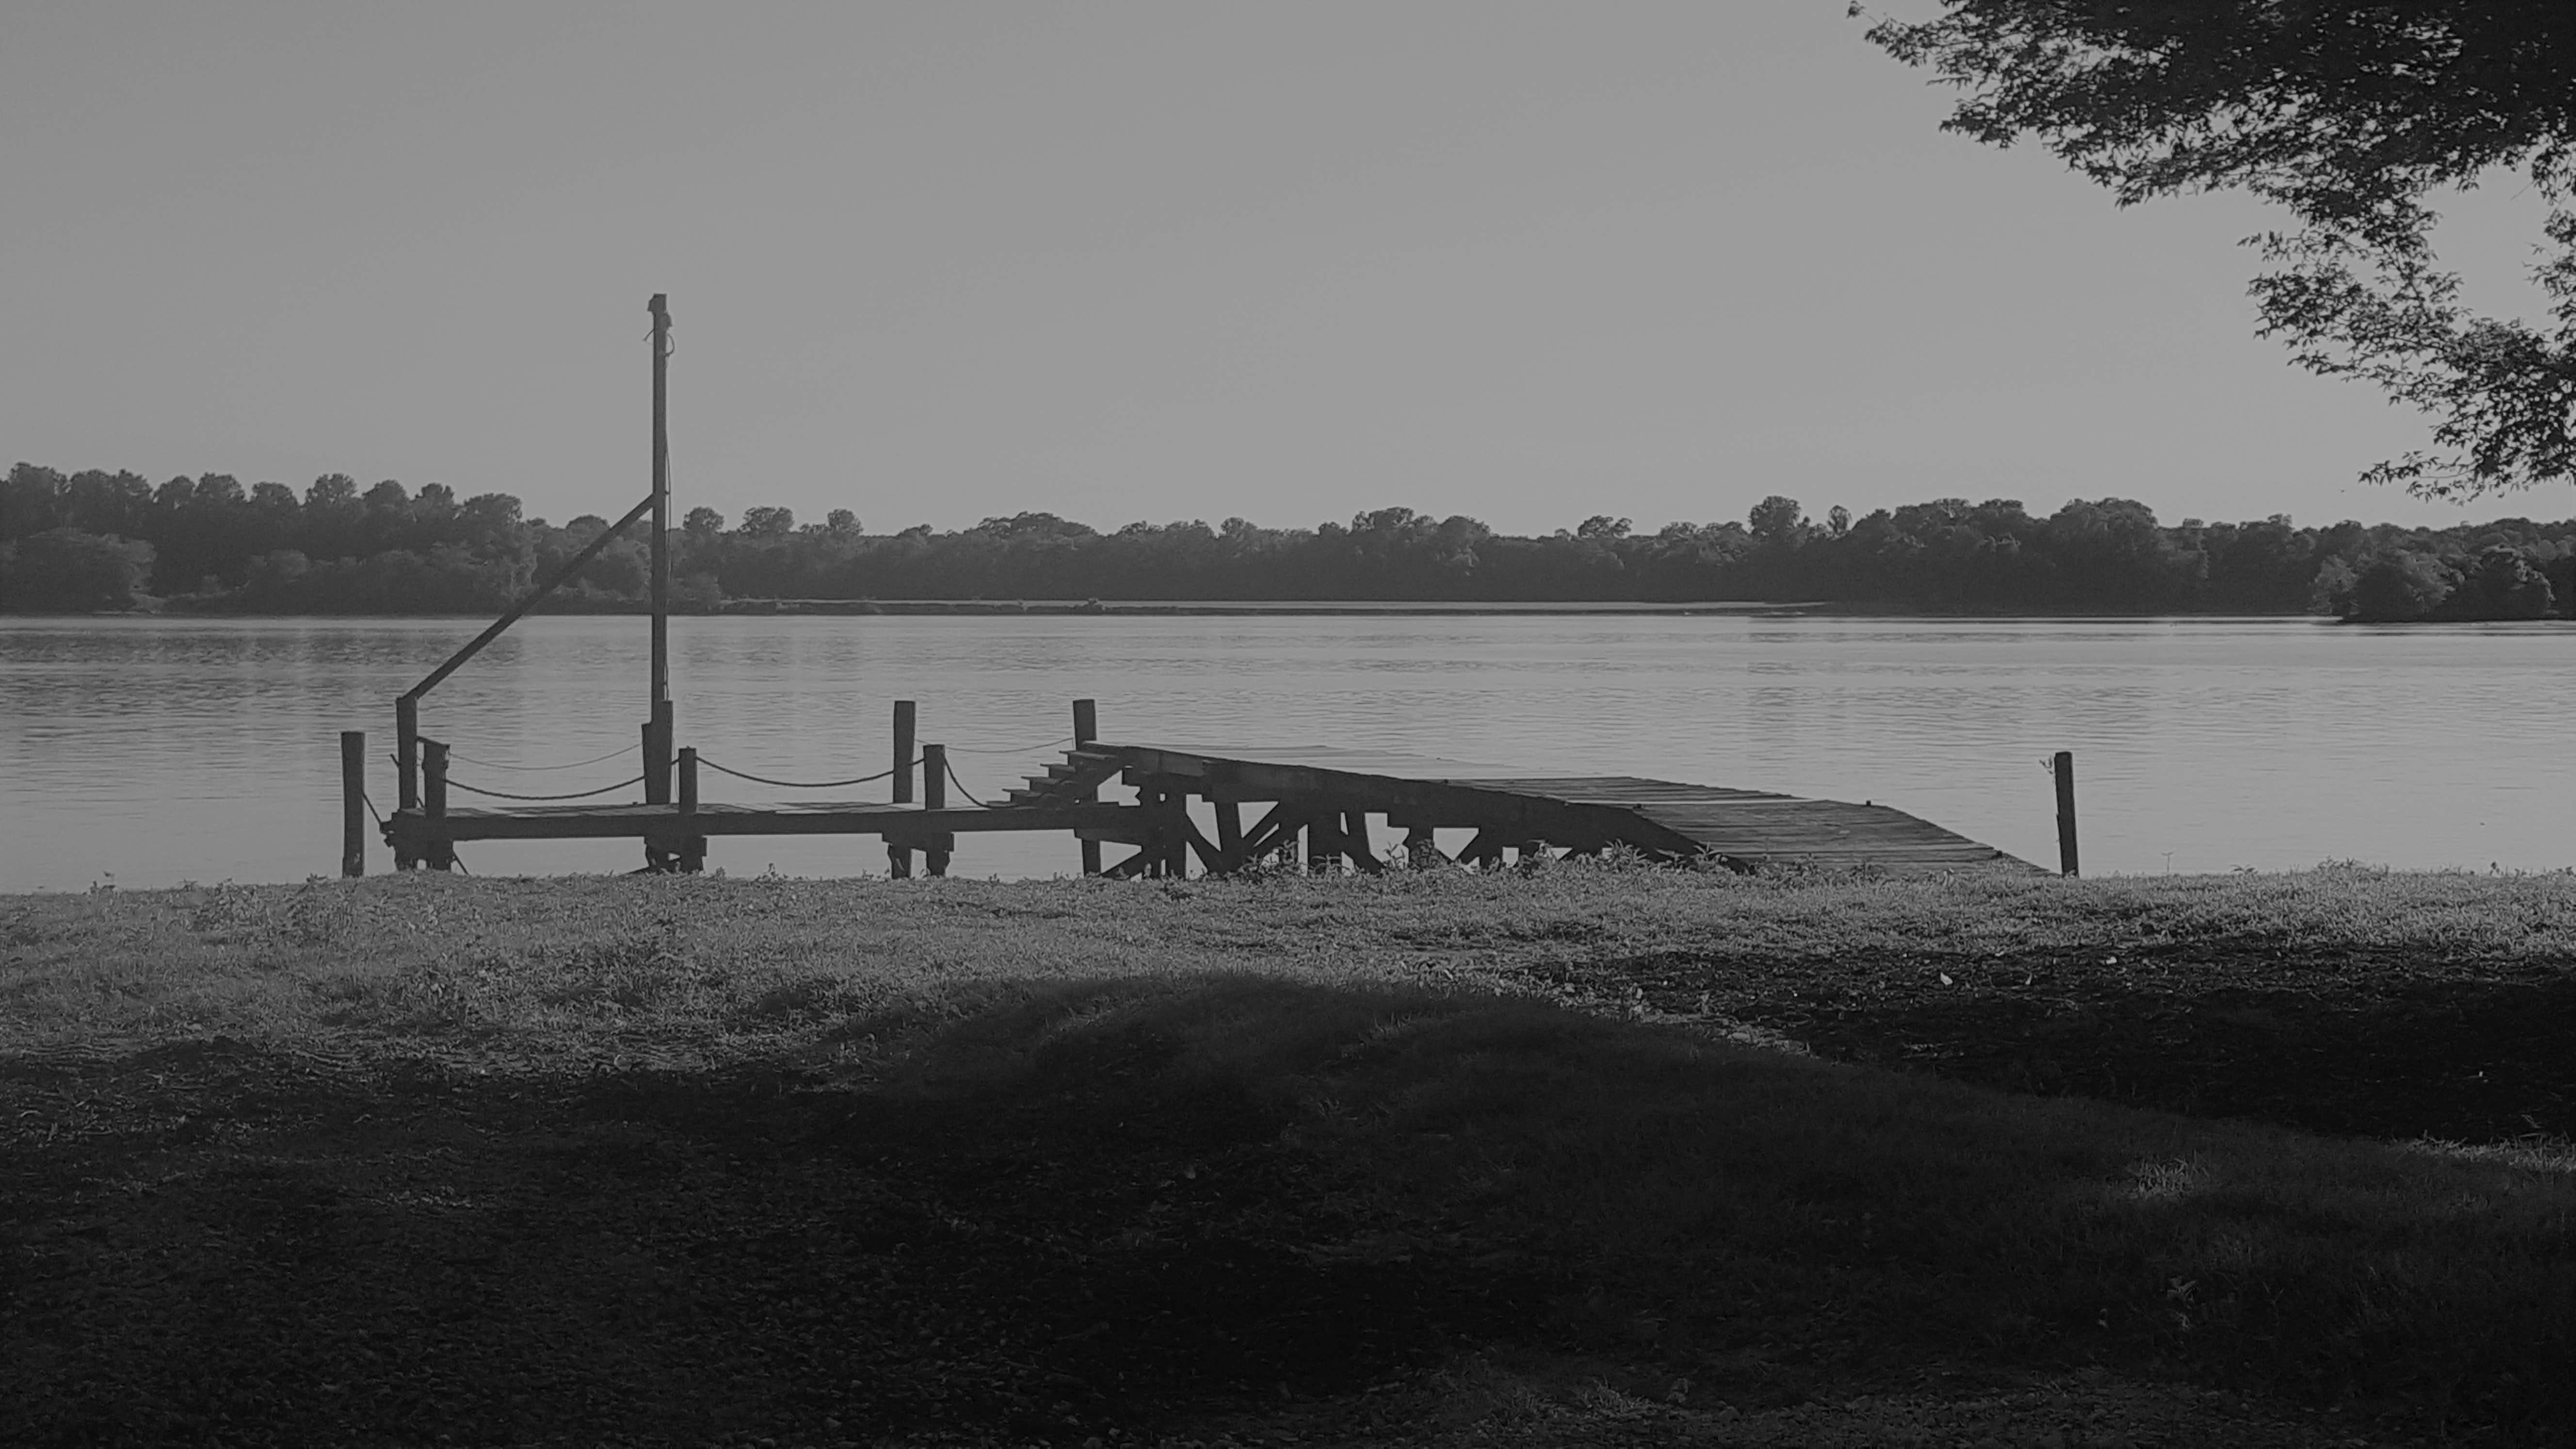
[5,459,2568,621]
[1859,0,2576,498]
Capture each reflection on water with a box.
[3,614,2569,890]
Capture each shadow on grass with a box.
[0,986,1540,1448]
[3,975,2572,1446]
[1563,946,2576,1141]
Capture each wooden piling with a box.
[1307,812,1340,875]
[395,696,419,811]
[1164,786,1191,878]
[922,743,950,877]
[2053,750,2079,878]
[1073,698,1101,876]
[340,730,367,878]
[640,706,676,871]
[893,701,917,804]
[1342,810,1384,874]
[888,701,918,878]
[678,746,705,873]
[421,738,454,871]
[1214,797,1244,873]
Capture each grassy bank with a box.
[3,867,2572,1446]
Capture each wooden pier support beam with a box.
[393,699,420,870]
[888,701,917,878]
[1130,781,1167,878]
[395,697,419,811]
[1074,698,1102,876]
[1403,826,1445,869]
[340,730,367,878]
[1307,812,1340,876]
[1214,796,1244,872]
[677,746,705,873]
[641,703,675,871]
[892,701,917,803]
[421,738,455,871]
[1341,811,1384,874]
[2053,750,2079,878]
[922,743,950,877]
[1165,787,1192,878]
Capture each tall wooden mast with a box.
[644,293,674,810]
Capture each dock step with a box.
[1005,745,1127,807]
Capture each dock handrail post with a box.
[677,746,705,873]
[892,701,917,804]
[395,696,419,811]
[922,743,950,877]
[886,702,918,877]
[643,704,674,805]
[2053,750,2079,878]
[641,707,676,871]
[340,730,367,878]
[421,738,454,871]
[1073,698,1101,876]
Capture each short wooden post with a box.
[643,701,674,805]
[395,696,419,811]
[1343,810,1379,872]
[1307,811,1340,875]
[1404,826,1441,869]
[1164,787,1191,879]
[1214,797,1244,873]
[421,738,454,871]
[640,704,676,871]
[340,730,367,877]
[887,701,918,878]
[922,743,950,876]
[1073,698,1101,876]
[677,747,705,873]
[2053,750,2079,878]
[892,700,917,804]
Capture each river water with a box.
[1,613,2566,891]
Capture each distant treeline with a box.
[2,462,2569,621]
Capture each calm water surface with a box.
[2,614,2567,891]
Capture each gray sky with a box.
[2,1,2559,535]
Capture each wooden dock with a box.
[379,737,2041,878]
[340,301,2066,882]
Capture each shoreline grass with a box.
[4,866,2572,1445]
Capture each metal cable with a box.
[697,757,910,790]
[447,775,645,802]
[359,790,386,830]
[448,743,634,773]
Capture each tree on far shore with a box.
[0,528,156,612]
